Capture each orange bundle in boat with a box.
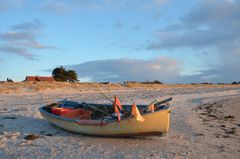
[61,108,92,120]
[51,107,74,116]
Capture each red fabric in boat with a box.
[61,108,92,120]
[51,107,74,116]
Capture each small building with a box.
[24,76,55,82]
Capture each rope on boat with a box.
[81,102,110,115]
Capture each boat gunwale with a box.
[39,104,170,126]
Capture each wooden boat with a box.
[39,98,172,136]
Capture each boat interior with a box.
[41,100,170,121]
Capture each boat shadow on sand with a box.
[0,115,165,140]
[0,114,72,138]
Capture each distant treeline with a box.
[1,77,240,85]
[124,80,163,84]
[190,81,240,85]
[232,81,240,84]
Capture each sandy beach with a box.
[0,83,240,159]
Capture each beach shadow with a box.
[0,115,164,140]
[0,114,75,138]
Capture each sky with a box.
[0,0,239,83]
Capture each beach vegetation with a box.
[52,66,78,82]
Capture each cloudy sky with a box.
[0,0,239,83]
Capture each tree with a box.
[66,70,78,82]
[52,66,79,82]
[153,80,163,84]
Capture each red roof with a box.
[24,76,55,82]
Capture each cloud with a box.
[132,24,141,31]
[40,0,72,14]
[38,0,169,14]
[0,46,34,60]
[39,0,124,14]
[11,21,41,31]
[147,0,240,49]
[0,0,24,11]
[0,20,57,60]
[140,0,168,9]
[66,57,182,83]
[153,0,168,5]
[114,22,124,30]
[0,31,33,41]
[146,0,240,82]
